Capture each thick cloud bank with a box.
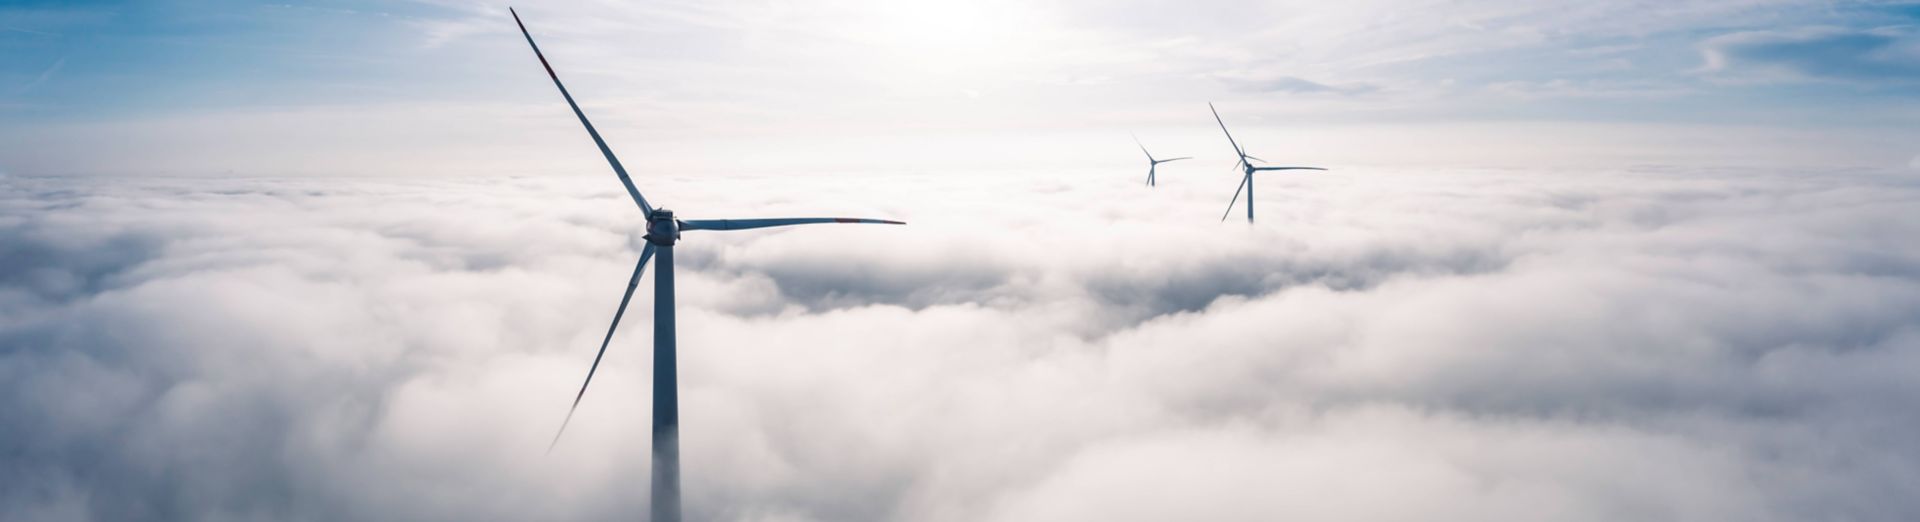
[3,167,1919,521]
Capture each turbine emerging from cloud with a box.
[512,9,903,522]
[1132,133,1190,187]
[1210,103,1327,223]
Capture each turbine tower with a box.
[512,9,903,522]
[1132,133,1190,187]
[1209,103,1327,223]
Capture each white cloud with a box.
[3,165,1918,520]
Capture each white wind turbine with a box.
[513,9,904,522]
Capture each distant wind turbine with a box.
[1132,133,1190,187]
[1209,103,1327,223]
[512,9,903,522]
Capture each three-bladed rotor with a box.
[513,8,903,522]
[1133,133,1190,187]
[1209,103,1327,222]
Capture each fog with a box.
[3,166,1918,521]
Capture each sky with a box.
[2,0,1919,176]
[4,1,1920,521]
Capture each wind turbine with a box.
[512,9,903,522]
[1209,103,1326,223]
[1132,133,1190,187]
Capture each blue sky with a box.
[2,0,1919,176]
[2,2,474,117]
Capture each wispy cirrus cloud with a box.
[16,56,62,93]
[1701,25,1920,83]
[1212,71,1379,95]
[1483,78,1693,100]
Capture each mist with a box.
[4,166,1917,521]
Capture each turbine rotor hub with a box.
[645,209,680,246]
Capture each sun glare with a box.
[865,0,1037,74]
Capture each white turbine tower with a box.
[512,9,904,522]
[1132,133,1190,187]
[1210,103,1327,223]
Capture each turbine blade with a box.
[550,242,657,453]
[1158,157,1193,163]
[511,8,653,215]
[1253,166,1328,171]
[1209,102,1246,159]
[1132,132,1153,162]
[680,217,906,232]
[1244,155,1265,163]
[1221,173,1250,222]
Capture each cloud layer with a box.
[3,166,1919,521]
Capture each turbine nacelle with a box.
[646,209,680,246]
